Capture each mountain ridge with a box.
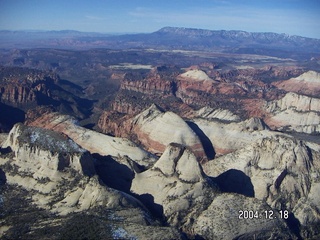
[1,26,319,40]
[156,26,318,40]
[1,27,319,57]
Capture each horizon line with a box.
[0,27,319,40]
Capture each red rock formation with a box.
[98,110,132,137]
[121,77,175,96]
[24,105,56,125]
[98,65,305,139]
[273,70,320,97]
[0,67,59,108]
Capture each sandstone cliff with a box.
[0,67,94,127]
[28,112,156,165]
[203,134,320,238]
[0,123,184,239]
[274,70,320,97]
[127,104,206,159]
[264,92,320,134]
[193,117,271,156]
[0,67,59,108]
[131,143,293,238]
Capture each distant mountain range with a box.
[1,27,320,58]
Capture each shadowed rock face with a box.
[27,112,156,165]
[0,123,185,240]
[0,67,93,124]
[128,104,207,160]
[1,123,143,213]
[203,134,320,236]
[131,143,294,238]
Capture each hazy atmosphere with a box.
[1,0,320,38]
[1,0,320,239]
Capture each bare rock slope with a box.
[1,123,142,214]
[128,104,206,159]
[28,112,156,165]
[0,123,184,239]
[193,117,271,156]
[203,134,320,238]
[274,70,320,97]
[131,143,293,238]
[264,92,320,134]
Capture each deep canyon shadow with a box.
[214,169,255,197]
[0,168,6,185]
[93,154,134,193]
[186,121,216,159]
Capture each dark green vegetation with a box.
[0,184,121,240]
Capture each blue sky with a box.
[0,0,319,38]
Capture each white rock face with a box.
[196,106,240,122]
[0,123,145,215]
[203,134,320,230]
[179,69,213,81]
[2,123,93,177]
[194,194,292,239]
[131,104,206,158]
[193,117,271,156]
[131,143,292,237]
[294,70,320,83]
[265,92,320,134]
[274,71,320,97]
[28,112,156,165]
[131,143,218,231]
[267,92,320,112]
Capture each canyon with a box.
[0,27,320,239]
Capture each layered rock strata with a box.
[128,104,206,159]
[0,123,184,239]
[274,70,320,97]
[193,117,271,156]
[131,143,293,238]
[28,112,156,165]
[203,135,320,238]
[264,92,320,134]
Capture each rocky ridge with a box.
[1,109,319,238]
[131,143,292,238]
[274,70,320,97]
[193,117,271,156]
[203,134,320,238]
[27,112,156,166]
[264,92,320,134]
[0,123,184,239]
